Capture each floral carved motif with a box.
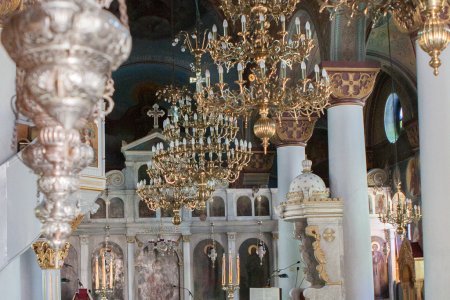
[32,241,70,270]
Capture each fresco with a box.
[371,236,389,299]
[135,243,180,300]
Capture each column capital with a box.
[126,235,136,244]
[227,232,236,240]
[272,116,318,147]
[322,61,380,107]
[32,241,70,270]
[182,235,191,243]
[79,235,89,245]
[272,232,279,240]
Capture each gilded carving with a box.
[272,117,318,147]
[272,232,279,240]
[70,214,84,232]
[32,241,70,270]
[322,228,336,242]
[0,0,22,27]
[127,236,136,244]
[182,235,191,243]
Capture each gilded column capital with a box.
[272,232,279,240]
[322,61,380,107]
[182,235,191,243]
[32,241,70,270]
[126,236,136,244]
[272,116,318,147]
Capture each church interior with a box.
[0,0,448,299]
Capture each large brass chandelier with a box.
[174,0,331,153]
[137,86,252,224]
[319,0,450,76]
[1,0,131,249]
[378,183,422,237]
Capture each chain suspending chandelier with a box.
[174,0,331,154]
[208,222,218,267]
[319,0,450,76]
[2,0,131,249]
[256,221,266,265]
[137,86,252,224]
[378,183,422,237]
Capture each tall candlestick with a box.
[228,253,232,285]
[110,257,114,289]
[236,255,240,286]
[102,253,106,289]
[222,254,226,286]
[95,256,99,290]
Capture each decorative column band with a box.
[272,116,318,147]
[32,241,70,270]
[322,61,380,107]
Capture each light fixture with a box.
[173,0,330,153]
[1,0,131,249]
[208,222,218,267]
[256,221,266,265]
[320,0,450,76]
[378,183,421,237]
[148,219,179,256]
[94,225,115,300]
[378,18,422,238]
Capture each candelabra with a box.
[94,226,115,300]
[175,1,331,153]
[222,253,240,300]
[1,0,131,249]
[319,0,450,76]
[378,183,422,237]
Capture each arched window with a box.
[139,201,156,218]
[384,93,403,143]
[91,198,106,219]
[209,196,225,217]
[138,164,150,183]
[109,197,125,218]
[254,196,270,216]
[237,196,252,216]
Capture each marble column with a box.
[79,235,89,289]
[273,116,316,299]
[182,235,192,299]
[417,44,450,299]
[32,241,70,300]
[271,232,279,287]
[323,61,380,300]
[127,236,136,300]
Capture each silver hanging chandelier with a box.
[1,0,131,249]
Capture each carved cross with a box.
[147,104,165,128]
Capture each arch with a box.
[109,197,125,218]
[254,196,270,216]
[238,238,270,300]
[209,196,225,217]
[135,241,181,299]
[61,245,78,299]
[91,198,106,219]
[138,200,156,218]
[91,241,125,300]
[193,239,226,300]
[138,164,150,183]
[236,196,252,217]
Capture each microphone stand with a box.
[172,284,193,298]
[266,261,301,287]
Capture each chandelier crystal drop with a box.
[175,0,331,153]
[378,183,422,237]
[1,0,131,249]
[320,0,450,76]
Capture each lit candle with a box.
[241,15,246,33]
[222,254,226,286]
[301,61,306,79]
[212,24,217,40]
[95,256,99,290]
[237,63,243,82]
[295,17,300,35]
[102,253,106,289]
[218,65,224,84]
[205,69,210,87]
[236,255,240,286]
[314,64,320,82]
[229,253,232,285]
[305,21,311,39]
[280,14,286,32]
[109,257,114,289]
[259,14,264,30]
[223,19,228,37]
[280,60,286,79]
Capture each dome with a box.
[288,157,327,197]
